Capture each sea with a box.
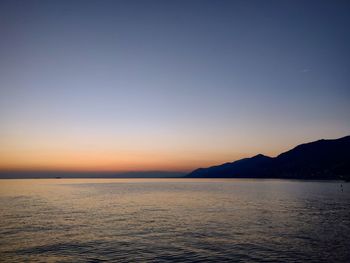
[0,179,349,262]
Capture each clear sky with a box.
[0,0,349,172]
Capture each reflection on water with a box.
[0,179,349,262]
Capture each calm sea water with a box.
[0,179,349,262]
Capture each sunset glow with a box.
[1,0,349,172]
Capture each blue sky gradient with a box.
[0,0,349,171]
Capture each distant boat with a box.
[55,176,62,179]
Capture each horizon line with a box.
[1,134,349,174]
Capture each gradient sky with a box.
[0,0,349,172]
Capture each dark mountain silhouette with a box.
[187,135,350,180]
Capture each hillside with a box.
[187,136,350,180]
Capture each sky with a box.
[0,0,349,172]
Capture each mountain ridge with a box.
[187,135,350,180]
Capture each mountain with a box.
[187,135,350,180]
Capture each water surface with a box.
[0,179,349,262]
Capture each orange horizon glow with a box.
[0,150,250,173]
[1,130,348,173]
[0,127,282,173]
